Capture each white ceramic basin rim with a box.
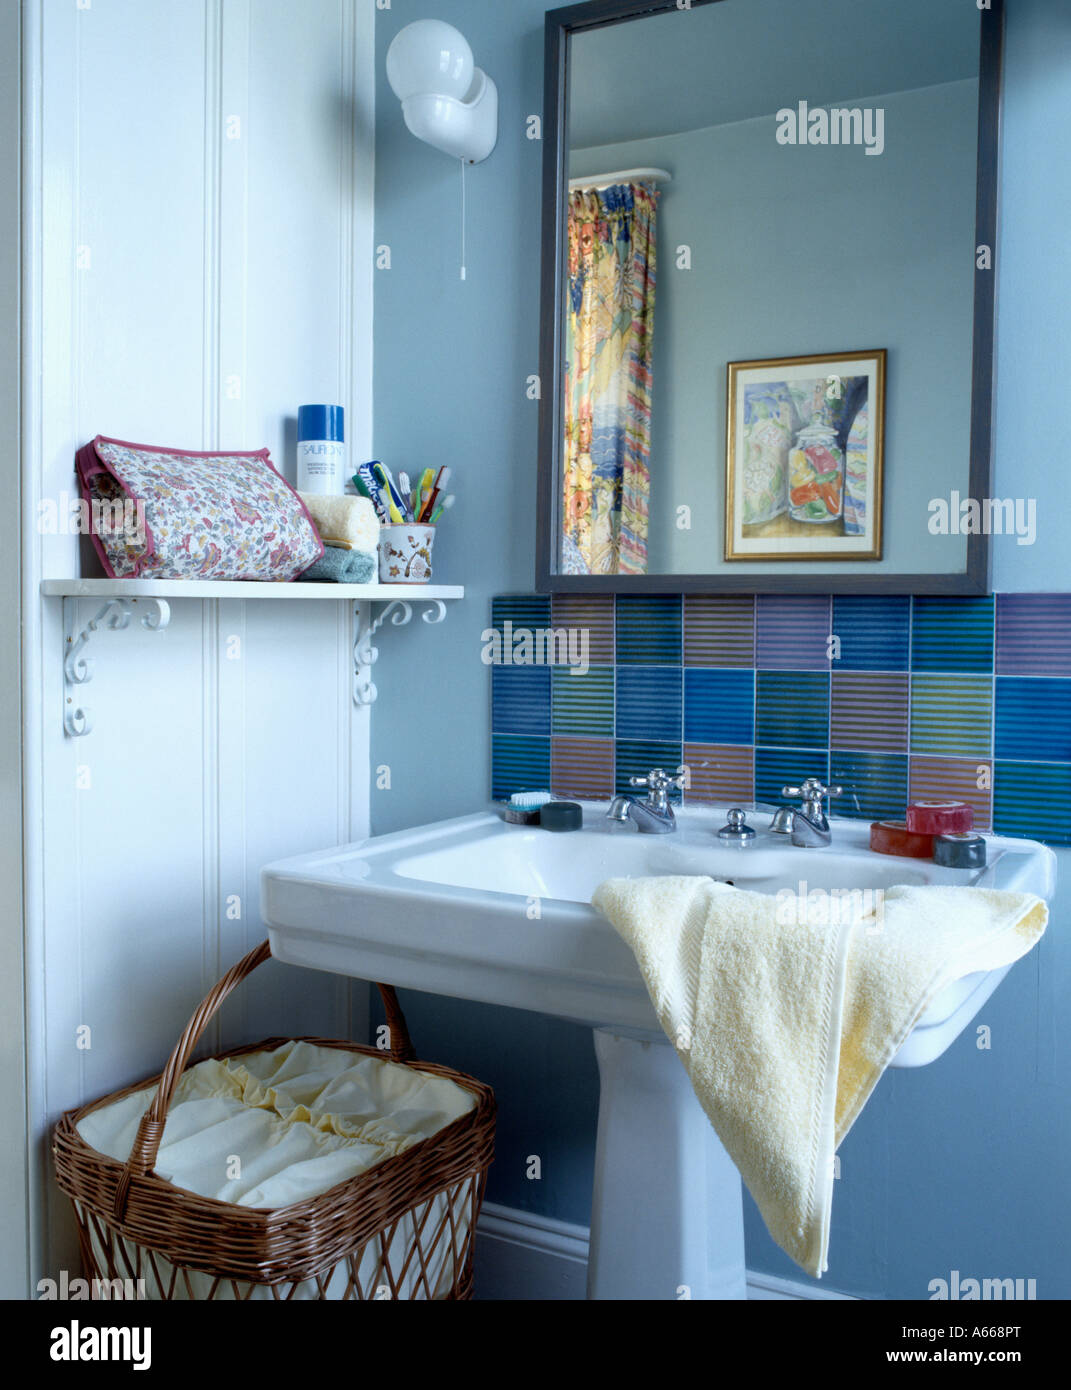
[261,805,1056,1068]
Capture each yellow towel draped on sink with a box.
[591,877,1047,1278]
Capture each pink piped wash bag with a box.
[74,435,324,581]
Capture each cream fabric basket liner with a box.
[76,1039,478,1300]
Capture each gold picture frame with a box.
[725,349,886,563]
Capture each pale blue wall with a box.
[371,0,1071,1297]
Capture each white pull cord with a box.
[460,158,467,281]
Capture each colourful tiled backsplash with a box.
[490,594,1071,845]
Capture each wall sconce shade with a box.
[386,20,498,164]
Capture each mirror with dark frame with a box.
[537,0,1002,594]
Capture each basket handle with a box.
[112,939,416,1221]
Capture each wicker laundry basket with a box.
[52,941,495,1300]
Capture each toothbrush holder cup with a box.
[378,523,436,584]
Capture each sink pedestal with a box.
[588,1028,747,1301]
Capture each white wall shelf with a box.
[41,578,464,602]
[44,580,464,731]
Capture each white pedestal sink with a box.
[261,805,1055,1300]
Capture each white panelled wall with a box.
[2,0,28,1303]
[19,0,375,1288]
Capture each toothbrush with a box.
[419,467,451,523]
[414,468,435,520]
[372,465,402,523]
[429,494,455,524]
[379,463,409,521]
[373,463,406,523]
[398,472,413,520]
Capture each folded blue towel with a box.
[298,547,377,584]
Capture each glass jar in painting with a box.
[788,418,845,524]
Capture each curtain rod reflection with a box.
[567,167,672,191]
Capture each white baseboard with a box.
[473,1202,858,1301]
[745,1270,858,1300]
[474,1202,590,1301]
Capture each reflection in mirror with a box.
[546,0,996,591]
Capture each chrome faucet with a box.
[772,778,843,848]
[606,768,687,834]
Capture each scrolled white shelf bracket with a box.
[354,599,448,706]
[62,596,172,737]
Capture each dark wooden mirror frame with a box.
[535,0,1004,595]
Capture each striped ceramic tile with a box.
[683,669,754,746]
[552,665,614,736]
[829,752,909,821]
[754,747,830,808]
[911,596,995,673]
[551,737,614,800]
[491,594,551,635]
[909,755,992,831]
[615,595,682,664]
[756,595,831,670]
[492,666,551,735]
[995,677,1071,762]
[616,666,683,741]
[486,592,1071,844]
[683,596,755,668]
[994,760,1071,846]
[551,594,615,666]
[909,675,993,757]
[996,594,1071,677]
[615,740,684,797]
[831,596,910,671]
[755,671,830,749]
[830,672,908,753]
[683,744,754,805]
[491,735,550,801]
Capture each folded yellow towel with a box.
[298,493,380,553]
[592,877,1047,1277]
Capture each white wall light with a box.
[386,20,498,164]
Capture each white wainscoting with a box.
[0,0,29,1303]
[19,0,375,1291]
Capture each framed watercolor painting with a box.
[725,350,886,562]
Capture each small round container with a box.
[540,802,582,833]
[378,523,435,584]
[933,833,987,870]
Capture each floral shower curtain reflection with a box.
[563,182,658,575]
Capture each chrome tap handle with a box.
[782,778,842,805]
[778,780,842,847]
[629,767,687,814]
[630,767,688,794]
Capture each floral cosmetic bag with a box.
[75,435,324,581]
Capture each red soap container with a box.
[905,801,974,835]
[870,820,935,859]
